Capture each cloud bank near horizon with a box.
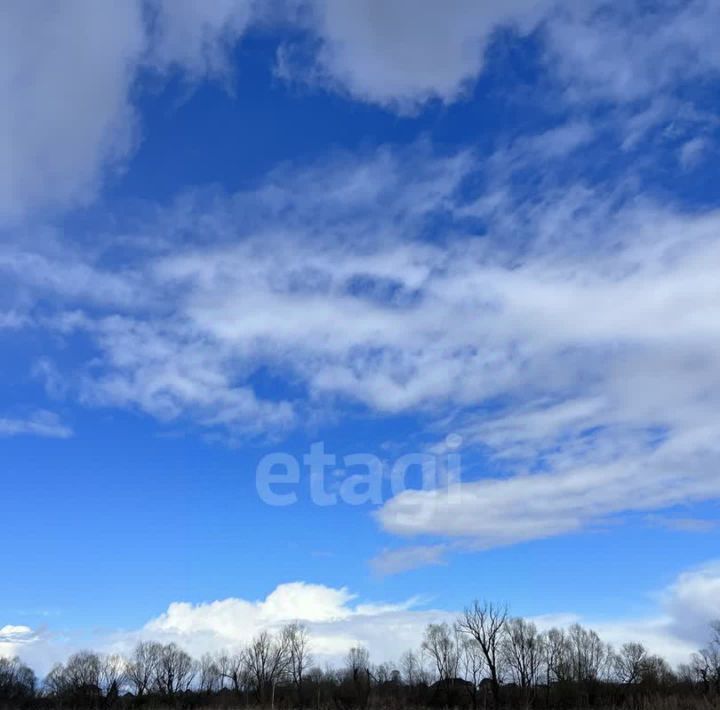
[3,563,720,675]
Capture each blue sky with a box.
[3,0,720,671]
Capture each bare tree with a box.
[126,641,162,698]
[421,623,460,695]
[24,616,720,709]
[217,650,247,695]
[544,628,572,684]
[458,601,507,708]
[99,654,127,698]
[343,647,371,710]
[346,647,370,677]
[566,624,611,684]
[502,618,543,709]
[284,622,312,706]
[459,637,486,710]
[373,662,393,684]
[399,650,424,687]
[43,651,103,705]
[0,657,36,701]
[153,642,196,696]
[709,621,720,694]
[43,664,68,697]
[613,642,648,685]
[199,653,222,693]
[640,654,674,687]
[246,630,290,706]
[541,628,572,709]
[64,651,101,691]
[691,623,720,695]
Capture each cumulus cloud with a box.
[1,0,145,222]
[664,562,720,644]
[133,582,433,661]
[1,0,261,223]
[0,626,34,645]
[277,0,551,111]
[0,626,40,664]
[6,565,720,673]
[584,562,720,667]
[1,582,449,674]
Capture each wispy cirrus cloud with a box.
[0,411,72,439]
[4,132,720,543]
[371,544,449,576]
[546,1,720,103]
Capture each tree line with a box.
[2,603,719,709]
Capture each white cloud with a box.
[5,0,502,220]
[0,410,72,439]
[4,140,720,540]
[1,0,262,223]
[679,136,707,169]
[273,0,720,128]
[377,450,720,545]
[277,0,551,111]
[6,565,720,673]
[99,582,449,670]
[664,562,720,644]
[371,544,448,576]
[587,562,720,667]
[0,625,34,643]
[75,314,296,435]
[533,2,720,152]
[546,1,720,103]
[147,0,255,78]
[646,514,718,534]
[5,0,718,224]
[0,625,39,664]
[0,311,28,329]
[1,0,145,222]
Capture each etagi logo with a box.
[255,434,464,517]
